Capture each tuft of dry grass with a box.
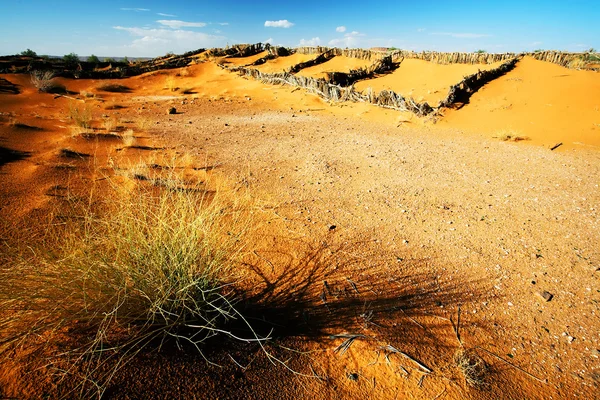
[0,165,261,397]
[102,116,117,133]
[68,103,93,130]
[122,128,135,147]
[165,76,178,92]
[495,129,530,142]
[454,349,488,388]
[136,117,153,132]
[30,70,66,94]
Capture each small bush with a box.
[87,54,100,64]
[63,52,80,68]
[20,48,37,57]
[30,70,66,93]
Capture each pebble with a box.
[167,107,176,115]
[537,291,554,302]
[347,373,359,381]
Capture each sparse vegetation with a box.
[87,54,100,64]
[63,52,80,68]
[20,48,37,57]
[122,128,135,146]
[165,76,177,92]
[30,70,66,93]
[454,349,487,387]
[0,167,256,396]
[475,49,487,54]
[68,103,93,130]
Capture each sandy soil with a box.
[295,56,374,79]
[439,56,600,149]
[255,52,319,73]
[354,59,503,105]
[1,54,599,399]
[220,50,270,67]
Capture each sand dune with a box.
[355,58,503,105]
[295,55,373,79]
[439,56,600,148]
[255,52,318,73]
[219,50,269,66]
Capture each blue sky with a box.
[1,1,598,57]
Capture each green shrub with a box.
[87,54,100,64]
[20,48,37,57]
[63,52,80,68]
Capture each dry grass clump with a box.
[165,76,178,92]
[0,168,257,396]
[30,70,66,93]
[80,90,95,98]
[176,67,192,77]
[122,128,135,146]
[136,117,153,132]
[96,83,132,93]
[68,103,93,130]
[102,116,117,132]
[454,349,488,388]
[495,129,530,142]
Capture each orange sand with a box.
[219,51,269,66]
[354,59,503,105]
[255,53,318,73]
[295,56,373,79]
[439,56,600,148]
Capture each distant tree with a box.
[122,56,129,64]
[588,48,597,53]
[87,54,100,64]
[475,49,487,54]
[63,52,80,68]
[533,49,544,53]
[20,49,37,57]
[104,57,115,63]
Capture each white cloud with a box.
[157,20,207,29]
[329,37,358,47]
[346,31,363,37]
[264,38,273,44]
[431,32,490,39]
[328,30,366,48]
[120,8,150,12]
[336,26,346,33]
[299,37,321,46]
[218,22,229,26]
[417,28,426,32]
[157,13,176,17]
[264,20,294,28]
[113,26,225,56]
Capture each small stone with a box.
[537,291,553,302]
[224,123,229,126]
[568,336,575,343]
[167,107,176,115]
[507,302,513,306]
[347,373,359,381]
[329,225,337,230]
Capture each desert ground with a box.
[0,47,599,399]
